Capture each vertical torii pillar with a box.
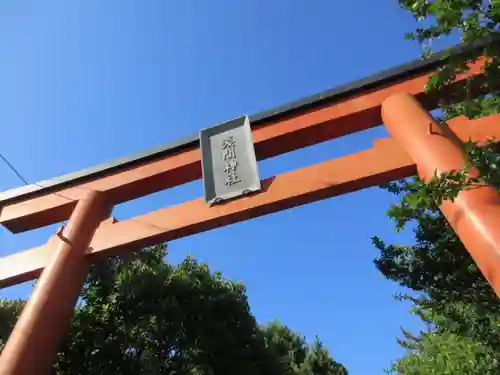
[0,190,111,375]
[382,93,500,297]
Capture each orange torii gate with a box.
[1,42,500,375]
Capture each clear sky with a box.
[0,1,441,374]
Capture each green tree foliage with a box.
[262,322,347,375]
[0,244,347,375]
[394,0,500,208]
[0,299,24,350]
[400,0,500,120]
[372,3,500,364]
[389,330,498,375]
[374,1,500,359]
[373,175,500,373]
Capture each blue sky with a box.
[0,1,444,373]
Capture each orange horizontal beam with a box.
[0,63,484,233]
[1,114,498,289]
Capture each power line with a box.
[0,152,76,203]
[0,152,29,185]
[0,152,71,229]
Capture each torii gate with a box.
[1,42,500,375]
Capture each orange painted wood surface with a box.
[0,63,483,233]
[0,191,111,375]
[383,94,500,297]
[1,114,498,289]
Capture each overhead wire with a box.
[0,152,29,185]
[0,151,71,229]
[0,152,76,201]
[0,151,167,236]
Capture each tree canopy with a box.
[0,244,347,375]
[373,178,500,373]
[391,0,500,209]
[372,2,500,373]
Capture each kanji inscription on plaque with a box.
[200,116,261,204]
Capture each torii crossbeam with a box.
[1,41,500,375]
